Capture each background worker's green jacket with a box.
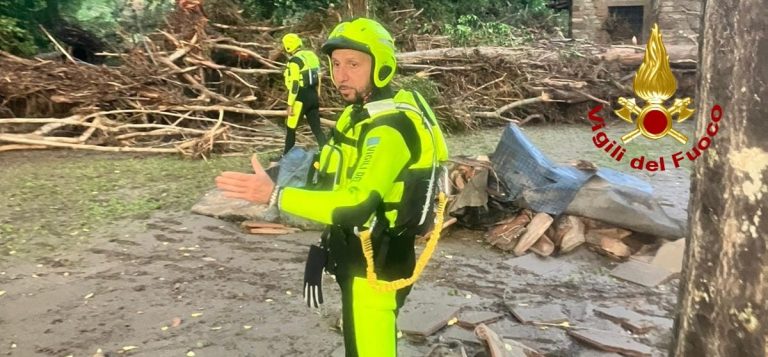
[277,89,448,230]
[283,50,320,107]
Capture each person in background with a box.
[281,33,326,154]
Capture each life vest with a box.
[315,89,449,230]
[284,50,320,90]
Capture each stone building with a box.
[567,0,701,45]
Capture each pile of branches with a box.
[0,9,334,157]
[396,40,698,131]
[0,6,698,156]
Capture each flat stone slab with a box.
[458,310,504,328]
[610,260,675,287]
[506,253,578,277]
[576,351,624,357]
[398,304,460,337]
[593,306,657,334]
[486,319,572,354]
[568,329,653,357]
[442,325,481,345]
[650,239,685,274]
[508,304,569,324]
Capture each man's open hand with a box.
[215,155,275,204]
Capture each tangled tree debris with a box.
[0,6,696,157]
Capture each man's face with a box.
[330,49,373,103]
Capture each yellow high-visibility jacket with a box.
[277,89,449,230]
[283,50,320,107]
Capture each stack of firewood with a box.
[484,208,644,259]
[485,210,586,257]
[445,156,647,259]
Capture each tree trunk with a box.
[672,0,768,356]
[345,0,368,18]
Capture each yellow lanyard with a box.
[358,191,447,292]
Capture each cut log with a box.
[529,234,555,257]
[559,216,586,253]
[596,237,632,260]
[485,211,531,251]
[513,212,554,256]
[585,227,633,245]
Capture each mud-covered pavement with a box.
[1,122,693,356]
[1,213,678,357]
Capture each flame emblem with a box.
[614,24,694,144]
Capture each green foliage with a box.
[393,75,440,104]
[0,0,50,55]
[252,0,342,24]
[60,0,120,41]
[240,0,267,21]
[443,14,533,47]
[0,16,39,55]
[391,0,567,41]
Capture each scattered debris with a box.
[475,323,525,357]
[475,323,543,357]
[449,161,490,212]
[488,319,572,353]
[241,220,301,235]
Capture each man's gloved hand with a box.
[303,244,328,308]
[215,155,275,204]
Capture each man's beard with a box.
[339,85,372,104]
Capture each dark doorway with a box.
[606,5,644,42]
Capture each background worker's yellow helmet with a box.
[321,18,396,88]
[282,33,303,54]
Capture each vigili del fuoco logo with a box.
[588,24,723,172]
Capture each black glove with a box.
[303,244,328,308]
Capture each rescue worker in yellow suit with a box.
[216,18,448,356]
[281,33,326,154]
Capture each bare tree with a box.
[672,0,768,356]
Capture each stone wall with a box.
[656,0,701,45]
[571,0,701,45]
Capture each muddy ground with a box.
[0,121,694,357]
